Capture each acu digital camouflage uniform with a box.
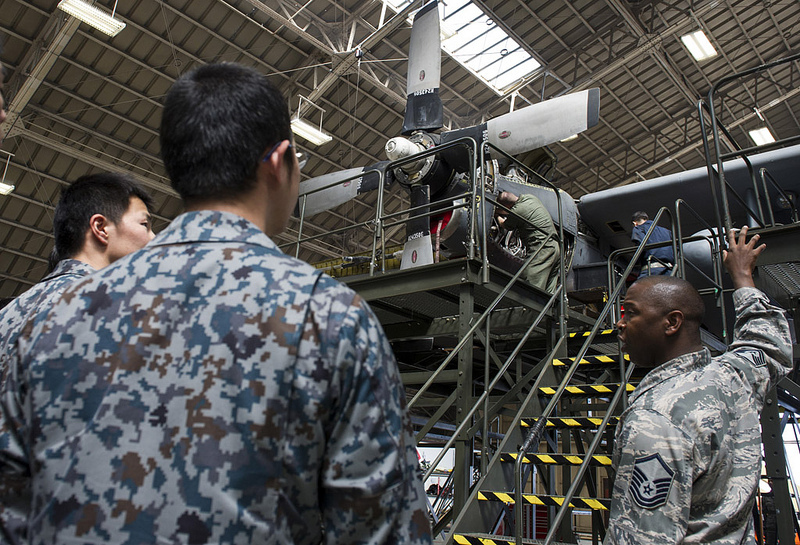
[501,194,560,292]
[0,259,95,545]
[3,211,432,545]
[605,287,793,544]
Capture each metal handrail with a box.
[534,207,680,544]
[699,100,767,230]
[704,52,800,234]
[674,198,729,341]
[418,283,563,483]
[288,131,578,538]
[288,136,481,273]
[522,245,642,544]
[761,167,800,224]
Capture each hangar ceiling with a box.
[1,0,799,298]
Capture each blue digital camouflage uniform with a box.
[0,259,95,545]
[502,194,560,292]
[4,211,432,545]
[605,287,793,544]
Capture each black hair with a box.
[52,172,154,263]
[633,275,706,326]
[159,62,291,204]
[631,211,649,223]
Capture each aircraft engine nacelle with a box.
[431,176,579,281]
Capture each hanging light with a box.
[57,0,126,37]
[0,151,15,195]
[291,96,333,146]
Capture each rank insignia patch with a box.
[737,348,766,368]
[630,453,674,509]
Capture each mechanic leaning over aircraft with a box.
[496,190,560,292]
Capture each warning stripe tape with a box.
[568,329,616,338]
[553,354,630,366]
[500,452,612,466]
[521,416,620,429]
[539,383,635,396]
[478,491,610,511]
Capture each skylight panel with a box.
[382,0,541,95]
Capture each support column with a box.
[452,281,475,515]
[761,389,795,545]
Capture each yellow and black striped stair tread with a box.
[553,354,630,366]
[538,383,635,396]
[454,533,573,545]
[568,328,617,339]
[478,491,610,510]
[500,452,612,466]
[521,416,620,429]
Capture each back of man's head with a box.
[631,211,649,223]
[53,172,154,263]
[160,62,291,205]
[634,275,705,331]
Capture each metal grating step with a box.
[500,452,612,466]
[553,354,629,366]
[538,383,634,396]
[521,416,620,429]
[478,491,610,511]
[568,328,617,340]
[453,533,574,545]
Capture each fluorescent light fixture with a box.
[291,95,333,146]
[749,127,776,146]
[0,151,13,195]
[291,118,332,146]
[680,30,717,61]
[57,0,126,37]
[560,134,579,142]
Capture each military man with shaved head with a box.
[605,226,794,544]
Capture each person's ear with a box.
[664,309,684,336]
[260,140,290,177]
[88,214,110,247]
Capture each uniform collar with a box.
[629,347,710,403]
[41,258,95,282]
[150,210,278,250]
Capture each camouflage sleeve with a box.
[724,287,793,407]
[319,294,432,544]
[0,334,30,545]
[605,409,693,544]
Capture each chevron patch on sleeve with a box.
[629,453,674,509]
[736,348,767,368]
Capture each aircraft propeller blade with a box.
[402,1,443,135]
[297,163,389,217]
[439,88,600,171]
[486,88,600,155]
[400,184,435,268]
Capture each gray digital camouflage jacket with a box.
[605,287,793,544]
[1,210,431,545]
[0,259,95,545]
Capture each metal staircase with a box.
[285,54,800,545]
